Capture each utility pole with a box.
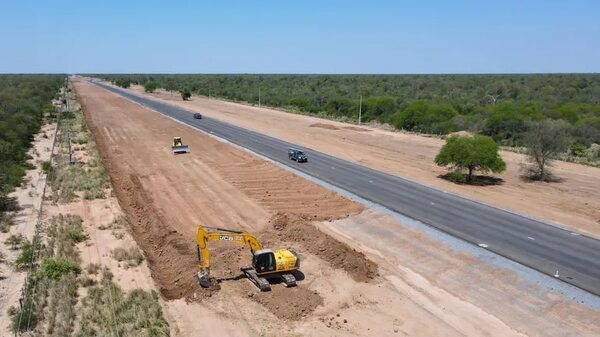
[358,95,362,125]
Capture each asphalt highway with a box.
[92,80,600,296]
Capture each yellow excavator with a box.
[196,225,300,291]
[172,136,189,154]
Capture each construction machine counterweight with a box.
[196,225,301,291]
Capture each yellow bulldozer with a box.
[172,136,189,154]
[196,225,301,291]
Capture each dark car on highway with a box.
[288,148,308,162]
[193,113,202,119]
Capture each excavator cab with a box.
[252,250,276,273]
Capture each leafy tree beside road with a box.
[113,78,131,88]
[180,89,191,101]
[144,81,158,93]
[435,135,506,183]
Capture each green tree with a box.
[394,101,457,134]
[180,89,191,101]
[435,135,506,182]
[114,78,131,88]
[164,81,177,96]
[144,81,158,93]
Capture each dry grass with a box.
[111,247,144,267]
[49,103,109,203]
[75,272,169,337]
[86,262,101,275]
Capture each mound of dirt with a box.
[343,126,371,132]
[246,284,323,320]
[447,130,474,138]
[310,123,339,130]
[266,213,378,283]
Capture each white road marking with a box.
[478,243,488,248]
[527,236,535,241]
[430,202,435,206]
[570,232,580,236]
[368,180,373,183]
[554,270,560,278]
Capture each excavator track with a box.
[242,267,271,291]
[280,273,297,287]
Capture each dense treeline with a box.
[0,75,63,198]
[99,74,600,146]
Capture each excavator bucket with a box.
[172,145,189,154]
[197,270,211,288]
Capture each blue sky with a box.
[0,1,599,73]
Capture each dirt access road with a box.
[75,79,600,336]
[126,84,600,238]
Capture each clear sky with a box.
[1,0,599,74]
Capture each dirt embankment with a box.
[74,79,375,321]
[267,213,378,283]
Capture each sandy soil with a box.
[0,123,56,333]
[75,79,600,336]
[125,84,600,238]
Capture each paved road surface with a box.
[90,80,600,296]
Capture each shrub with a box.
[180,89,191,101]
[41,161,53,175]
[111,247,144,266]
[523,120,571,181]
[4,233,25,250]
[144,81,158,93]
[39,257,81,280]
[570,144,587,157]
[61,227,88,243]
[0,213,16,233]
[446,170,467,184]
[81,277,97,287]
[86,263,101,275]
[15,240,33,270]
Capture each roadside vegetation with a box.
[98,74,600,154]
[8,82,169,336]
[0,75,63,230]
[48,94,109,203]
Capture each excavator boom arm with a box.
[196,226,263,270]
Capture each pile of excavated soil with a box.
[310,123,340,130]
[245,284,323,320]
[265,213,378,283]
[343,126,371,132]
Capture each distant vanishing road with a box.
[91,79,600,296]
